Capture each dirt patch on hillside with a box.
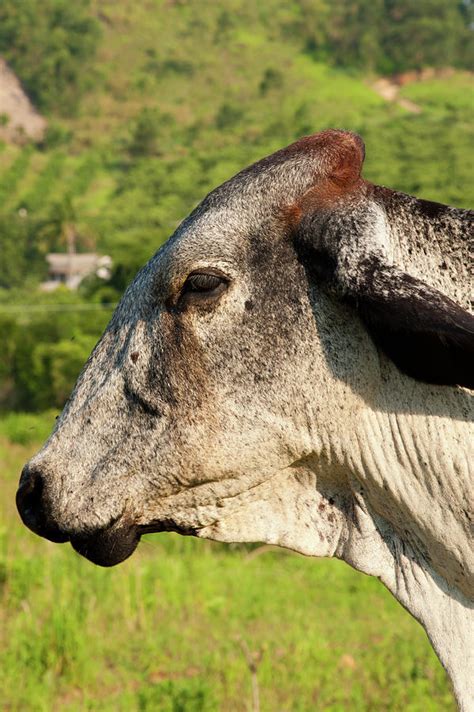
[0,58,47,144]
[372,78,422,113]
[371,68,460,114]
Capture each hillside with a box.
[1,2,473,259]
[0,0,472,410]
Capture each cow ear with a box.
[286,130,473,389]
[353,260,474,389]
[331,256,474,389]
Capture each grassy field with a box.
[0,418,456,711]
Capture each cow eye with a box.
[177,270,228,308]
[184,272,225,293]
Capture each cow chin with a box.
[70,521,140,567]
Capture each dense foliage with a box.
[0,0,472,411]
[1,0,471,112]
[0,0,100,112]
[307,0,474,73]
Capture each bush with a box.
[0,213,47,289]
[137,679,217,712]
[215,103,244,130]
[129,109,172,157]
[32,335,98,409]
[0,289,111,411]
[259,68,284,95]
[38,124,73,151]
[161,58,194,76]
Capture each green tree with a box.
[259,68,284,95]
[0,0,101,113]
[215,103,244,130]
[0,214,46,289]
[322,0,473,73]
[129,109,163,157]
[0,292,110,411]
[381,0,473,72]
[32,335,98,408]
[37,197,95,254]
[324,0,385,70]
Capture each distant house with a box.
[41,253,112,291]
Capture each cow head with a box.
[17,130,473,566]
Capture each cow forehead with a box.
[154,145,323,275]
[114,147,324,322]
[109,208,262,328]
[171,206,251,264]
[149,203,281,286]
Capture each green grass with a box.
[1,425,455,711]
[399,72,474,114]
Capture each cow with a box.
[16,130,473,710]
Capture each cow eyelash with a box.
[184,272,225,293]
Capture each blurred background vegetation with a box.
[0,1,471,709]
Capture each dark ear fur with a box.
[345,257,474,389]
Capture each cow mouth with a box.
[70,520,141,567]
[138,520,199,537]
[69,520,197,567]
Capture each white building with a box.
[41,253,112,291]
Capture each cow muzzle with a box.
[16,464,140,567]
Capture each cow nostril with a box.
[17,466,44,523]
[16,466,68,543]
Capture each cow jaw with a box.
[196,465,350,557]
